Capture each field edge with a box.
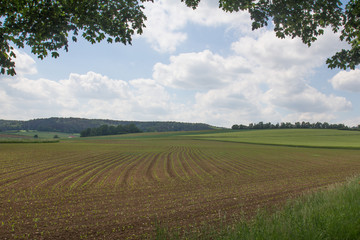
[156,175,360,239]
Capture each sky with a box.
[1,0,360,128]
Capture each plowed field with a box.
[1,131,360,239]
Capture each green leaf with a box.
[51,52,60,58]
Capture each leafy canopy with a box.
[0,0,151,75]
[183,0,360,70]
[1,0,359,75]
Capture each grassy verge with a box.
[156,176,360,240]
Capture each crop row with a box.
[1,139,360,239]
[1,140,360,191]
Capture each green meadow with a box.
[191,129,360,149]
[1,130,79,139]
[0,131,79,143]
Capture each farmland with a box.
[191,129,360,148]
[0,129,360,239]
[0,130,79,139]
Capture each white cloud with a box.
[232,29,345,71]
[329,69,360,92]
[189,81,276,126]
[11,78,65,100]
[129,78,172,116]
[150,28,353,126]
[0,89,17,119]
[229,29,352,117]
[153,50,250,90]
[282,112,338,124]
[142,0,251,53]
[1,19,357,128]
[0,71,175,121]
[141,1,189,52]
[343,117,360,128]
[60,72,130,99]
[13,49,37,76]
[265,84,352,113]
[182,0,251,28]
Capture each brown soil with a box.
[0,140,359,239]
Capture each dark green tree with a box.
[1,0,150,75]
[2,0,359,75]
[99,124,109,135]
[80,128,91,137]
[183,0,359,70]
[231,124,240,130]
[80,123,141,137]
[116,124,126,134]
[232,121,351,130]
[126,123,141,133]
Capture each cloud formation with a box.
[1,17,357,127]
[60,72,130,99]
[13,49,38,76]
[153,50,250,90]
[151,29,353,125]
[329,69,360,92]
[142,0,251,53]
[0,68,173,121]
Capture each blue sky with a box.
[1,0,359,127]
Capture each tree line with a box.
[80,124,141,137]
[0,118,215,133]
[232,122,359,130]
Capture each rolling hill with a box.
[0,117,218,133]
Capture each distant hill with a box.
[0,117,217,133]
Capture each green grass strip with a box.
[0,139,60,143]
